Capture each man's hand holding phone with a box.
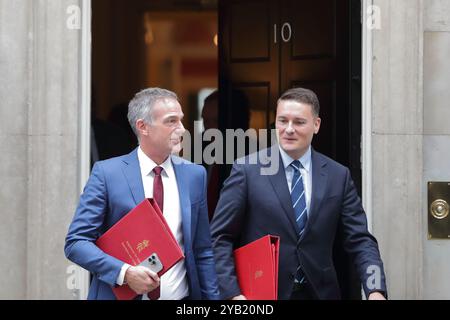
[125,253,163,295]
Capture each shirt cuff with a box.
[116,263,131,286]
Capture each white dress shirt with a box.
[279,146,312,215]
[116,147,188,300]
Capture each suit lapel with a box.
[265,147,300,236]
[122,151,192,244]
[302,149,328,237]
[122,148,145,205]
[172,158,192,247]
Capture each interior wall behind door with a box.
[91,0,218,162]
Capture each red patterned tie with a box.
[148,166,164,300]
[152,166,164,213]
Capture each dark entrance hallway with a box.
[91,0,363,300]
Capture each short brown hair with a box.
[278,87,320,117]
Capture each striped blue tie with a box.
[290,160,307,237]
[290,160,307,283]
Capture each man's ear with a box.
[314,117,321,135]
[136,119,148,136]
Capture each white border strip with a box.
[361,0,374,300]
[78,0,92,300]
[362,0,373,233]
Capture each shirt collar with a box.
[278,145,312,173]
[137,146,173,177]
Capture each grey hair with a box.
[127,87,178,136]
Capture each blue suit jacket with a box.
[210,147,387,300]
[65,149,220,300]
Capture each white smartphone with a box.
[139,253,163,274]
[139,253,163,301]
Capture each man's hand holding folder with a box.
[95,198,184,300]
[232,235,280,300]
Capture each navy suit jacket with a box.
[210,147,387,300]
[65,148,219,300]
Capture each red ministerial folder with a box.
[234,235,280,300]
[95,199,184,300]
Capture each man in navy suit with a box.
[65,88,219,300]
[210,87,387,300]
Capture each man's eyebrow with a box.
[277,116,306,120]
[163,113,184,120]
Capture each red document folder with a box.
[96,199,184,300]
[233,235,280,300]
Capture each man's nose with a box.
[285,121,294,133]
[177,121,186,134]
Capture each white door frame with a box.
[76,0,375,299]
[78,0,92,300]
[361,0,374,233]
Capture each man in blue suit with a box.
[210,87,387,300]
[65,88,219,300]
